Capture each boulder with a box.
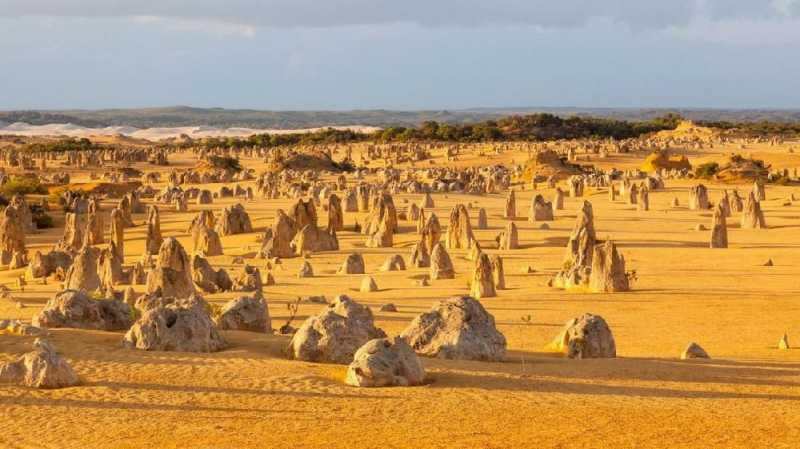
[63,246,102,292]
[379,254,406,272]
[409,242,430,268]
[338,253,366,274]
[33,289,131,331]
[216,203,253,236]
[191,254,231,293]
[548,313,616,359]
[288,295,386,364]
[192,225,224,256]
[360,275,378,293]
[401,295,506,361]
[216,295,271,333]
[233,265,263,292]
[681,342,710,359]
[345,337,425,387]
[529,194,554,221]
[123,296,226,352]
[0,339,79,389]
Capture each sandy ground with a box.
[1,140,800,449]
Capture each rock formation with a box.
[345,337,425,387]
[548,313,616,359]
[216,295,271,333]
[33,289,131,331]
[445,204,476,249]
[401,295,506,361]
[0,339,79,389]
[429,243,455,280]
[288,295,386,364]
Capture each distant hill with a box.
[1,106,800,130]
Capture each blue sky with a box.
[2,0,800,110]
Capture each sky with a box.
[1,0,800,110]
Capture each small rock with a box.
[681,342,710,359]
[379,303,398,312]
[694,224,707,231]
[764,259,774,266]
[539,223,550,230]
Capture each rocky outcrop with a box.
[288,295,386,364]
[123,296,226,352]
[689,184,709,210]
[192,225,224,256]
[291,225,339,255]
[429,243,455,280]
[33,289,131,331]
[144,205,163,256]
[345,337,425,387]
[338,253,365,274]
[379,254,406,271]
[216,203,253,236]
[409,242,430,268]
[710,202,728,248]
[548,313,616,359]
[445,204,476,250]
[191,254,231,293]
[0,204,26,266]
[401,295,506,361]
[0,339,79,389]
[233,265,263,292]
[551,201,596,290]
[215,295,271,333]
[63,246,101,292]
[470,253,496,299]
[741,191,766,229]
[588,240,629,293]
[146,237,195,298]
[529,194,554,221]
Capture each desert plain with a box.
[1,129,800,449]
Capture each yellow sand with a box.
[1,139,800,449]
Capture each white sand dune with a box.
[0,122,381,141]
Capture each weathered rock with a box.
[360,275,378,293]
[233,265,263,292]
[55,212,85,254]
[409,242,430,268]
[529,194,554,221]
[216,203,253,236]
[123,296,227,352]
[291,224,339,254]
[429,243,455,280]
[216,295,271,333]
[548,313,616,359]
[710,202,728,248]
[63,246,102,292]
[496,221,519,250]
[26,250,72,279]
[741,191,767,229]
[490,255,505,290]
[191,254,231,293]
[588,240,629,293]
[298,261,314,278]
[689,184,709,210]
[476,208,488,230]
[345,337,425,387]
[551,201,596,290]
[110,208,125,261]
[98,243,124,292]
[681,342,710,359]
[445,204,476,249]
[470,253,496,299]
[288,295,386,364]
[327,194,344,232]
[32,289,131,331]
[0,205,26,266]
[146,237,195,298]
[289,198,318,230]
[379,254,406,271]
[338,253,365,274]
[419,212,442,252]
[192,225,224,256]
[504,190,516,219]
[401,295,506,361]
[144,205,163,256]
[0,339,79,389]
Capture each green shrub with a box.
[0,177,47,196]
[694,162,719,179]
[206,155,242,173]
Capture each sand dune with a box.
[0,122,381,141]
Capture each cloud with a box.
[2,0,798,30]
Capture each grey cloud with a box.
[0,0,795,29]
